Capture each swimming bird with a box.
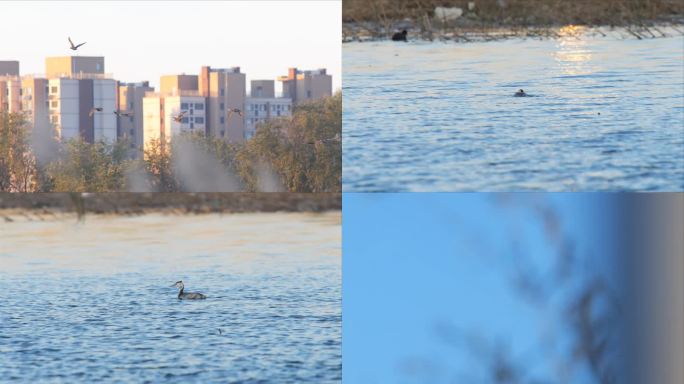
[514,89,528,97]
[88,107,103,117]
[68,37,86,51]
[172,110,187,123]
[392,30,408,42]
[172,281,206,300]
[228,108,243,119]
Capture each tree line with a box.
[0,92,341,192]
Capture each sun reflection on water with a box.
[554,25,594,76]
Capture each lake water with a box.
[0,212,341,383]
[343,30,684,191]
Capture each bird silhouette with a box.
[307,133,340,145]
[172,110,188,123]
[114,110,133,117]
[68,37,86,51]
[228,108,243,119]
[88,107,103,117]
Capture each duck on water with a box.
[392,30,408,42]
[514,89,529,97]
[172,281,207,300]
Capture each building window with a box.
[255,111,259,117]
[51,101,58,108]
[129,116,134,123]
[50,115,58,123]
[181,102,188,110]
[277,111,281,116]
[181,117,188,123]
[195,103,203,110]
[195,117,204,124]
[189,109,193,115]
[220,103,224,110]
[51,86,57,93]
[220,117,225,124]
[220,130,225,137]
[190,123,194,129]
[129,102,134,109]
[220,88,225,96]
[129,128,134,135]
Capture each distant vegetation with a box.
[0,92,341,192]
[344,0,684,27]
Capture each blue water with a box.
[0,212,341,383]
[343,31,684,191]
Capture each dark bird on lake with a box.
[172,110,188,123]
[228,108,243,119]
[172,281,207,300]
[514,89,528,97]
[68,37,86,51]
[392,30,408,42]
[88,107,103,117]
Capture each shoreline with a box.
[343,21,684,43]
[0,193,342,222]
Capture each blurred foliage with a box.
[0,92,341,192]
[343,0,683,26]
[0,112,38,192]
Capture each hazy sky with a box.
[0,1,341,92]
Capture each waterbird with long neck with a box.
[171,280,206,300]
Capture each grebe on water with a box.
[514,89,528,97]
[172,281,207,300]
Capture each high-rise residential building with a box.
[142,92,206,152]
[199,66,246,143]
[160,74,198,95]
[0,61,20,77]
[277,68,332,105]
[250,80,275,98]
[116,81,154,153]
[45,56,104,78]
[43,56,116,142]
[244,80,292,139]
[20,76,50,132]
[0,75,22,113]
[47,77,117,142]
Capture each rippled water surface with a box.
[0,212,341,383]
[343,32,684,191]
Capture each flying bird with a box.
[88,107,103,117]
[68,37,86,51]
[114,110,133,117]
[228,108,243,119]
[307,133,341,145]
[172,110,188,123]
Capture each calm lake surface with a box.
[0,212,341,383]
[343,32,684,191]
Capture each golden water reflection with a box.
[554,25,594,76]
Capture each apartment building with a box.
[47,77,117,142]
[199,66,246,142]
[244,80,292,139]
[143,92,206,151]
[0,60,19,77]
[20,76,50,133]
[45,56,104,78]
[277,68,332,105]
[117,81,154,153]
[0,75,22,113]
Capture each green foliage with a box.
[0,111,37,192]
[237,92,342,192]
[46,138,133,192]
